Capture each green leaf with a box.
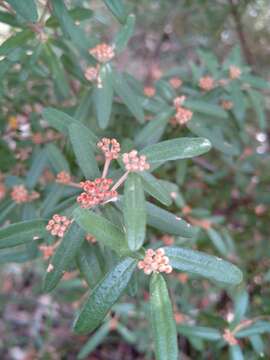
[78,322,110,359]
[46,7,93,27]
[42,107,75,134]
[139,172,172,206]
[73,257,137,334]
[46,143,70,173]
[6,0,38,22]
[26,148,48,189]
[206,228,228,257]
[0,202,16,224]
[112,70,144,123]
[177,325,221,341]
[76,241,104,288]
[150,274,178,360]
[235,321,270,338]
[68,123,100,179]
[73,208,129,255]
[187,118,239,156]
[43,222,85,292]
[185,100,228,119]
[229,345,244,360]
[103,0,127,23]
[233,289,249,324]
[114,14,136,53]
[135,108,174,149]
[241,74,270,90]
[43,44,70,98]
[0,11,20,27]
[163,246,243,285]
[51,0,90,52]
[93,65,113,129]
[146,203,195,237]
[141,137,211,164]
[42,107,98,142]
[156,80,176,101]
[0,220,46,249]
[124,173,146,251]
[0,29,34,56]
[247,89,266,130]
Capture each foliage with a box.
[0,0,269,359]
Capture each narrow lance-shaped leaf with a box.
[42,107,98,142]
[76,241,104,288]
[114,14,136,53]
[111,70,144,123]
[124,173,146,251]
[6,0,38,22]
[103,0,127,24]
[185,99,228,119]
[51,0,90,52]
[43,43,70,98]
[78,322,110,359]
[163,246,243,285]
[46,143,70,173]
[150,274,178,360]
[93,65,113,129]
[187,118,239,156]
[177,325,222,341]
[235,321,270,338]
[43,222,85,292]
[139,172,172,207]
[141,137,211,164]
[69,123,100,179]
[0,29,34,56]
[135,108,174,149]
[73,208,129,255]
[146,202,196,238]
[73,257,137,334]
[0,220,47,249]
[26,148,48,189]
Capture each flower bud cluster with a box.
[46,214,71,238]
[89,43,115,63]
[169,77,183,89]
[144,86,156,97]
[229,65,241,80]
[221,100,233,110]
[77,178,117,209]
[199,76,215,91]
[122,150,150,172]
[171,96,193,126]
[138,248,173,275]
[11,185,40,204]
[56,171,71,184]
[97,138,121,160]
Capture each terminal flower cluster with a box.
[171,96,193,126]
[199,76,215,91]
[89,43,115,63]
[122,150,150,172]
[138,248,173,275]
[11,185,39,204]
[46,214,71,238]
[77,178,117,209]
[97,138,121,160]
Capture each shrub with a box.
[0,1,269,359]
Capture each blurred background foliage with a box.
[0,0,270,359]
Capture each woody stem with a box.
[111,171,129,191]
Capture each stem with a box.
[111,171,129,191]
[102,158,111,178]
[56,180,81,189]
[228,0,254,66]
